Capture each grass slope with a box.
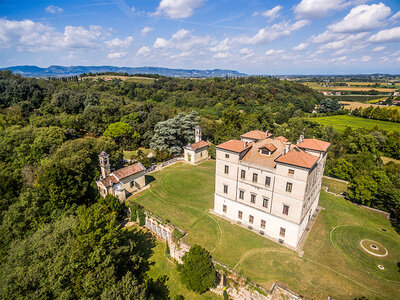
[129,161,400,299]
[310,115,400,133]
[322,177,348,194]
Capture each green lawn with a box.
[310,115,400,133]
[123,148,152,160]
[129,161,400,299]
[322,177,348,194]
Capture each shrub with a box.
[174,295,184,300]
[138,209,146,226]
[165,242,170,258]
[177,245,216,294]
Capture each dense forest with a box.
[0,70,399,298]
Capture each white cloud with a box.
[0,19,105,51]
[293,42,309,51]
[107,51,127,59]
[45,5,63,14]
[328,3,391,33]
[368,27,400,43]
[265,49,285,56]
[361,55,371,62]
[137,46,150,55]
[141,26,154,36]
[329,55,347,63]
[333,49,347,56]
[210,38,230,52]
[234,20,310,45]
[153,29,210,50]
[260,5,282,22]
[240,48,251,54]
[372,46,386,52]
[390,11,400,21]
[294,0,348,19]
[154,0,205,18]
[105,36,133,48]
[319,32,367,50]
[213,52,230,59]
[131,6,135,12]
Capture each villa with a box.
[213,130,330,248]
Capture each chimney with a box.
[265,130,269,138]
[285,142,291,154]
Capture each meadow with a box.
[304,82,398,92]
[129,161,400,299]
[310,115,400,133]
[82,75,156,84]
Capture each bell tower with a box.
[195,125,202,143]
[99,151,111,179]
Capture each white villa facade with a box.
[213,130,330,248]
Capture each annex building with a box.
[96,151,146,202]
[184,125,210,164]
[213,130,330,248]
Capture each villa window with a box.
[239,190,244,200]
[200,152,203,157]
[249,215,254,224]
[265,176,271,186]
[288,169,294,175]
[223,205,227,213]
[286,182,293,192]
[238,211,242,219]
[130,181,134,188]
[263,197,269,208]
[283,205,289,215]
[280,227,286,237]
[223,185,228,194]
[225,154,229,158]
[241,170,246,179]
[252,173,258,183]
[250,194,256,204]
[261,220,266,229]
[224,165,229,174]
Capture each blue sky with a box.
[1,0,400,74]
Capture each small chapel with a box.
[96,151,146,202]
[183,125,210,164]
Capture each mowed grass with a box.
[310,115,400,133]
[129,161,400,299]
[322,177,348,194]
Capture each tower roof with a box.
[297,138,330,152]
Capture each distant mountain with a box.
[0,65,247,78]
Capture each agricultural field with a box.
[339,101,400,110]
[304,82,398,92]
[310,115,400,133]
[129,161,400,299]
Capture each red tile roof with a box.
[240,130,272,140]
[189,140,210,150]
[260,143,277,152]
[274,136,288,143]
[216,139,251,153]
[275,151,319,169]
[113,162,145,180]
[297,139,330,152]
[101,174,119,188]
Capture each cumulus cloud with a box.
[368,27,400,43]
[390,11,400,22]
[154,0,205,18]
[293,42,309,51]
[260,5,282,22]
[234,20,309,45]
[141,26,154,36]
[0,18,104,51]
[210,38,230,52]
[265,49,285,56]
[213,52,230,59]
[137,46,150,55]
[328,3,391,33]
[107,51,127,59]
[372,46,386,52]
[361,55,371,62]
[45,5,63,14]
[294,0,349,19]
[153,29,210,50]
[105,36,133,48]
[319,32,367,50]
